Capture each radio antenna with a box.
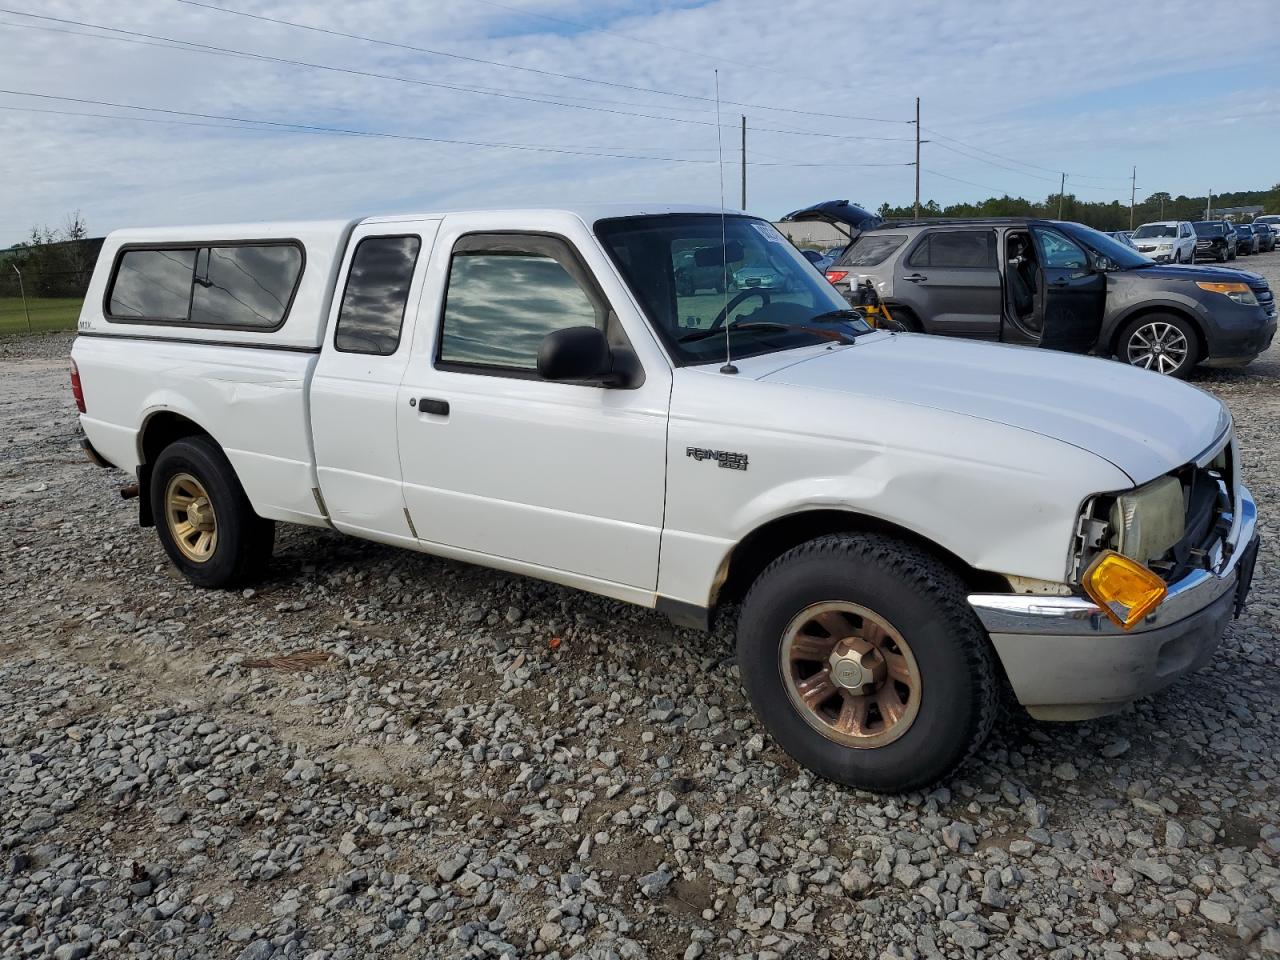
[714,69,737,375]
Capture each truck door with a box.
[894,228,1002,338]
[1029,225,1106,354]
[311,219,439,541]
[396,224,671,593]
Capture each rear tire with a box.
[150,436,275,588]
[736,533,998,793]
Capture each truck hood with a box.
[758,334,1227,485]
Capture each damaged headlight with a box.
[1107,475,1185,565]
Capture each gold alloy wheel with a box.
[780,601,922,749]
[165,472,218,563]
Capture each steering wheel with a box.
[708,288,770,331]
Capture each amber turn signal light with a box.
[1082,550,1168,630]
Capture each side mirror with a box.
[538,326,615,384]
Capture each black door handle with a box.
[418,398,449,416]
[905,273,927,282]
[1049,279,1070,288]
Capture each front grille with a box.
[1253,284,1275,318]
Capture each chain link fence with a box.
[0,238,103,334]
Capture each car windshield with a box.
[595,214,870,366]
[1061,223,1152,269]
[1132,224,1177,238]
[1236,225,1253,233]
[1193,222,1224,235]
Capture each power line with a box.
[173,0,911,125]
[922,126,1130,186]
[0,13,915,145]
[0,90,915,169]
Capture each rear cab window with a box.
[105,242,303,329]
[333,236,422,355]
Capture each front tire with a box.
[151,436,275,588]
[1119,312,1200,379]
[736,533,998,793]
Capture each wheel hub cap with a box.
[828,637,886,694]
[165,473,218,563]
[779,601,922,749]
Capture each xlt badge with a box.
[687,447,748,471]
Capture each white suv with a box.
[1131,220,1197,263]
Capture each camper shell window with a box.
[105,240,304,330]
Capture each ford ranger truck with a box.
[70,205,1260,793]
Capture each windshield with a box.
[1061,223,1152,269]
[1256,216,1280,225]
[595,214,869,366]
[1132,224,1177,239]
[1193,222,1225,235]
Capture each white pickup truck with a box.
[71,204,1259,792]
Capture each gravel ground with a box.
[2,254,1279,960]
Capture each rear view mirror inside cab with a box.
[694,241,745,267]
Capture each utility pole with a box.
[1058,172,1066,219]
[1206,189,1213,220]
[740,115,746,210]
[913,97,921,219]
[1129,166,1137,230]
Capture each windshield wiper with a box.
[807,308,863,323]
[679,322,855,345]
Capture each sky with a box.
[1,0,1278,246]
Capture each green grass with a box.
[0,297,83,335]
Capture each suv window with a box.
[107,243,304,327]
[438,233,607,374]
[1033,228,1089,269]
[836,234,906,267]
[906,230,994,269]
[334,235,422,355]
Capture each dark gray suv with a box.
[784,206,1276,378]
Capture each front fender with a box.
[1102,292,1209,351]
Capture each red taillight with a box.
[70,358,86,413]
[825,270,849,284]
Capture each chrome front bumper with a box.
[968,484,1258,720]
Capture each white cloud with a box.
[0,0,1276,244]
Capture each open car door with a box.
[1029,225,1106,354]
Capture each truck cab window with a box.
[438,234,608,373]
[334,235,421,355]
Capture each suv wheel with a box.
[736,533,998,792]
[1119,313,1200,379]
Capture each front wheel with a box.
[151,436,275,588]
[1119,313,1200,379]
[736,533,998,793]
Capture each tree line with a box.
[0,213,102,299]
[876,184,1280,230]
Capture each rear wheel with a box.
[1119,313,1200,379]
[151,436,275,588]
[736,533,998,792]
